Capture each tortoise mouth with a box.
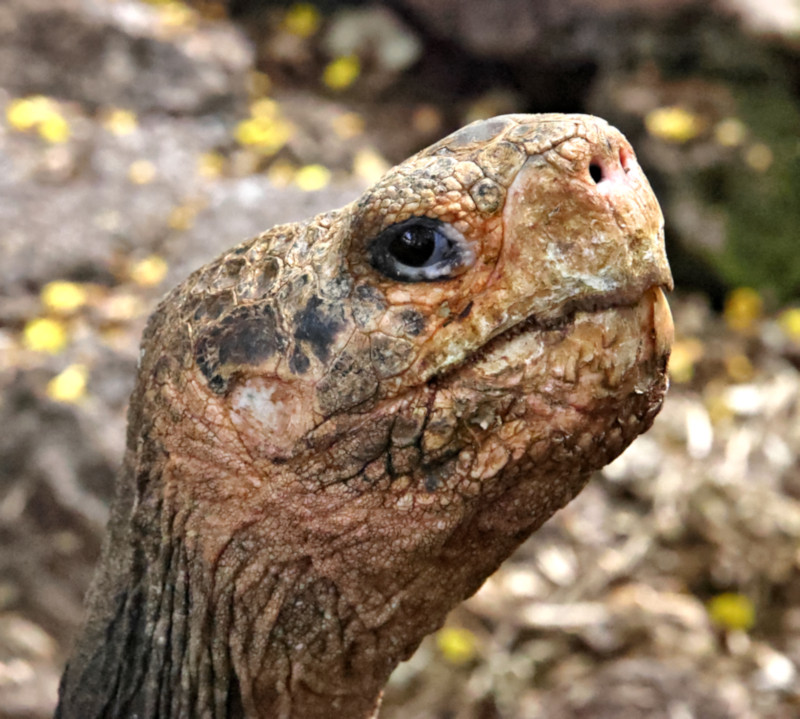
[452,284,673,383]
[482,285,673,352]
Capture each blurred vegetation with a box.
[719,83,800,302]
[645,17,800,303]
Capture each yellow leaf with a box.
[158,1,196,28]
[705,389,734,425]
[283,3,321,38]
[295,164,331,192]
[436,627,478,666]
[7,95,71,143]
[38,113,70,143]
[744,143,774,173]
[708,592,755,632]
[41,281,88,314]
[103,108,138,136]
[353,147,390,185]
[197,151,226,179]
[645,106,704,143]
[714,117,746,147]
[725,353,754,383]
[323,55,360,91]
[250,97,279,118]
[724,287,763,332]
[234,118,260,146]
[234,116,292,155]
[47,364,88,403]
[130,255,168,286]
[23,317,68,354]
[668,338,704,384]
[6,96,55,131]
[128,159,158,185]
[167,203,198,231]
[779,308,800,340]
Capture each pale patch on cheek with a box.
[232,383,281,428]
[229,377,316,458]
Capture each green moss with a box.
[711,86,800,302]
[639,21,800,303]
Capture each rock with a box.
[0,106,229,294]
[0,0,252,115]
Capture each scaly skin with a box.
[56,114,673,719]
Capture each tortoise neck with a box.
[56,457,236,718]
[55,456,387,719]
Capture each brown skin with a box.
[56,114,673,719]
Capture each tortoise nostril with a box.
[589,163,603,184]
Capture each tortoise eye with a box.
[368,217,474,282]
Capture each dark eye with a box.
[368,217,474,282]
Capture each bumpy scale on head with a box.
[58,114,673,719]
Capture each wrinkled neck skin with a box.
[57,378,662,719]
[57,114,673,719]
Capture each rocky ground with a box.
[1,1,799,717]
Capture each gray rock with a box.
[0,0,252,114]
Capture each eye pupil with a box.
[388,228,436,267]
[368,216,474,282]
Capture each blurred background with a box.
[1,0,799,717]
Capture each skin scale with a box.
[56,113,673,719]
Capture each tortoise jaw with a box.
[478,275,673,352]
[460,285,673,390]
